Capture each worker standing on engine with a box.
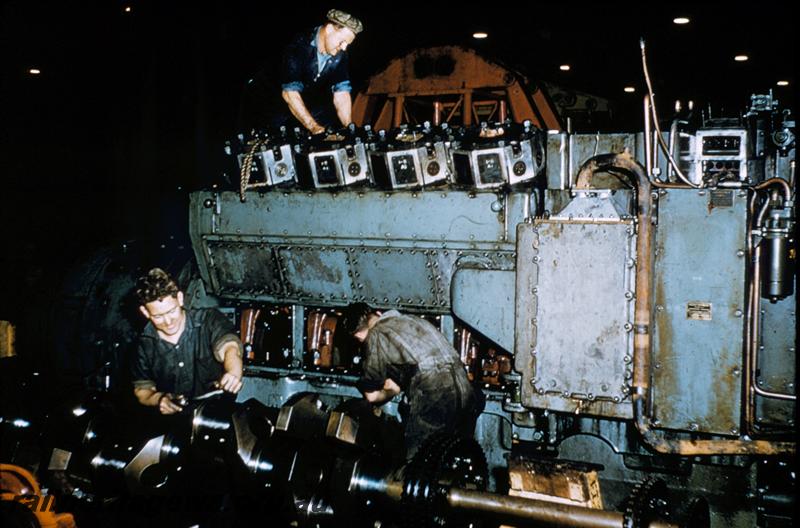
[239,8,363,134]
[341,303,484,458]
[131,268,244,414]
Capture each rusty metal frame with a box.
[352,46,563,130]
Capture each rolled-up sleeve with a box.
[331,80,352,93]
[205,309,243,362]
[282,81,305,92]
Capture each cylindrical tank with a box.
[760,204,795,302]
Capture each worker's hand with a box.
[218,372,243,394]
[309,123,326,135]
[158,393,183,415]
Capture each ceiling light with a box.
[624,86,636,93]
[29,68,41,75]
[559,64,571,71]
[734,54,749,62]
[776,80,789,86]
[124,6,131,12]
[673,17,690,25]
[472,32,488,39]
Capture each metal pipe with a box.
[433,101,442,126]
[575,152,795,455]
[644,95,653,180]
[651,128,660,177]
[754,178,792,203]
[447,488,653,528]
[502,192,509,241]
[750,245,795,402]
[651,181,692,189]
[640,39,698,188]
[523,190,532,222]
[744,192,759,431]
[749,190,797,402]
[667,119,682,182]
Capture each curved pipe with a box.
[639,39,698,188]
[748,189,797,404]
[575,151,653,391]
[754,177,793,203]
[575,152,795,456]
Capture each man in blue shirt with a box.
[131,268,244,414]
[240,9,363,134]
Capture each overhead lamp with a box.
[124,6,132,12]
[559,64,571,71]
[472,32,488,39]
[29,68,41,75]
[734,54,749,62]
[673,17,690,25]
[624,86,636,93]
[776,80,789,86]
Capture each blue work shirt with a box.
[131,308,241,398]
[281,26,352,95]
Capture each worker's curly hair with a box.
[135,267,179,305]
[339,302,376,335]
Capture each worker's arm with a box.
[282,90,326,134]
[133,386,183,414]
[332,90,352,127]
[363,378,401,405]
[218,341,244,394]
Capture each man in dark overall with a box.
[341,303,483,458]
[239,9,363,134]
[131,268,244,414]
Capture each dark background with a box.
[0,0,795,326]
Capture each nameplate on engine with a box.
[686,301,712,321]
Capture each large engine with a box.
[149,89,793,526]
[1,59,794,527]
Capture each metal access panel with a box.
[515,220,636,419]
[205,241,284,296]
[278,246,355,303]
[754,278,796,427]
[189,191,525,309]
[651,189,748,435]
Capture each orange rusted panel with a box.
[353,46,563,130]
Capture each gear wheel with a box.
[623,477,670,528]
[401,432,488,528]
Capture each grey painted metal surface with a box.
[544,132,675,190]
[651,189,748,435]
[515,204,636,419]
[451,268,515,351]
[755,276,796,427]
[190,190,523,311]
